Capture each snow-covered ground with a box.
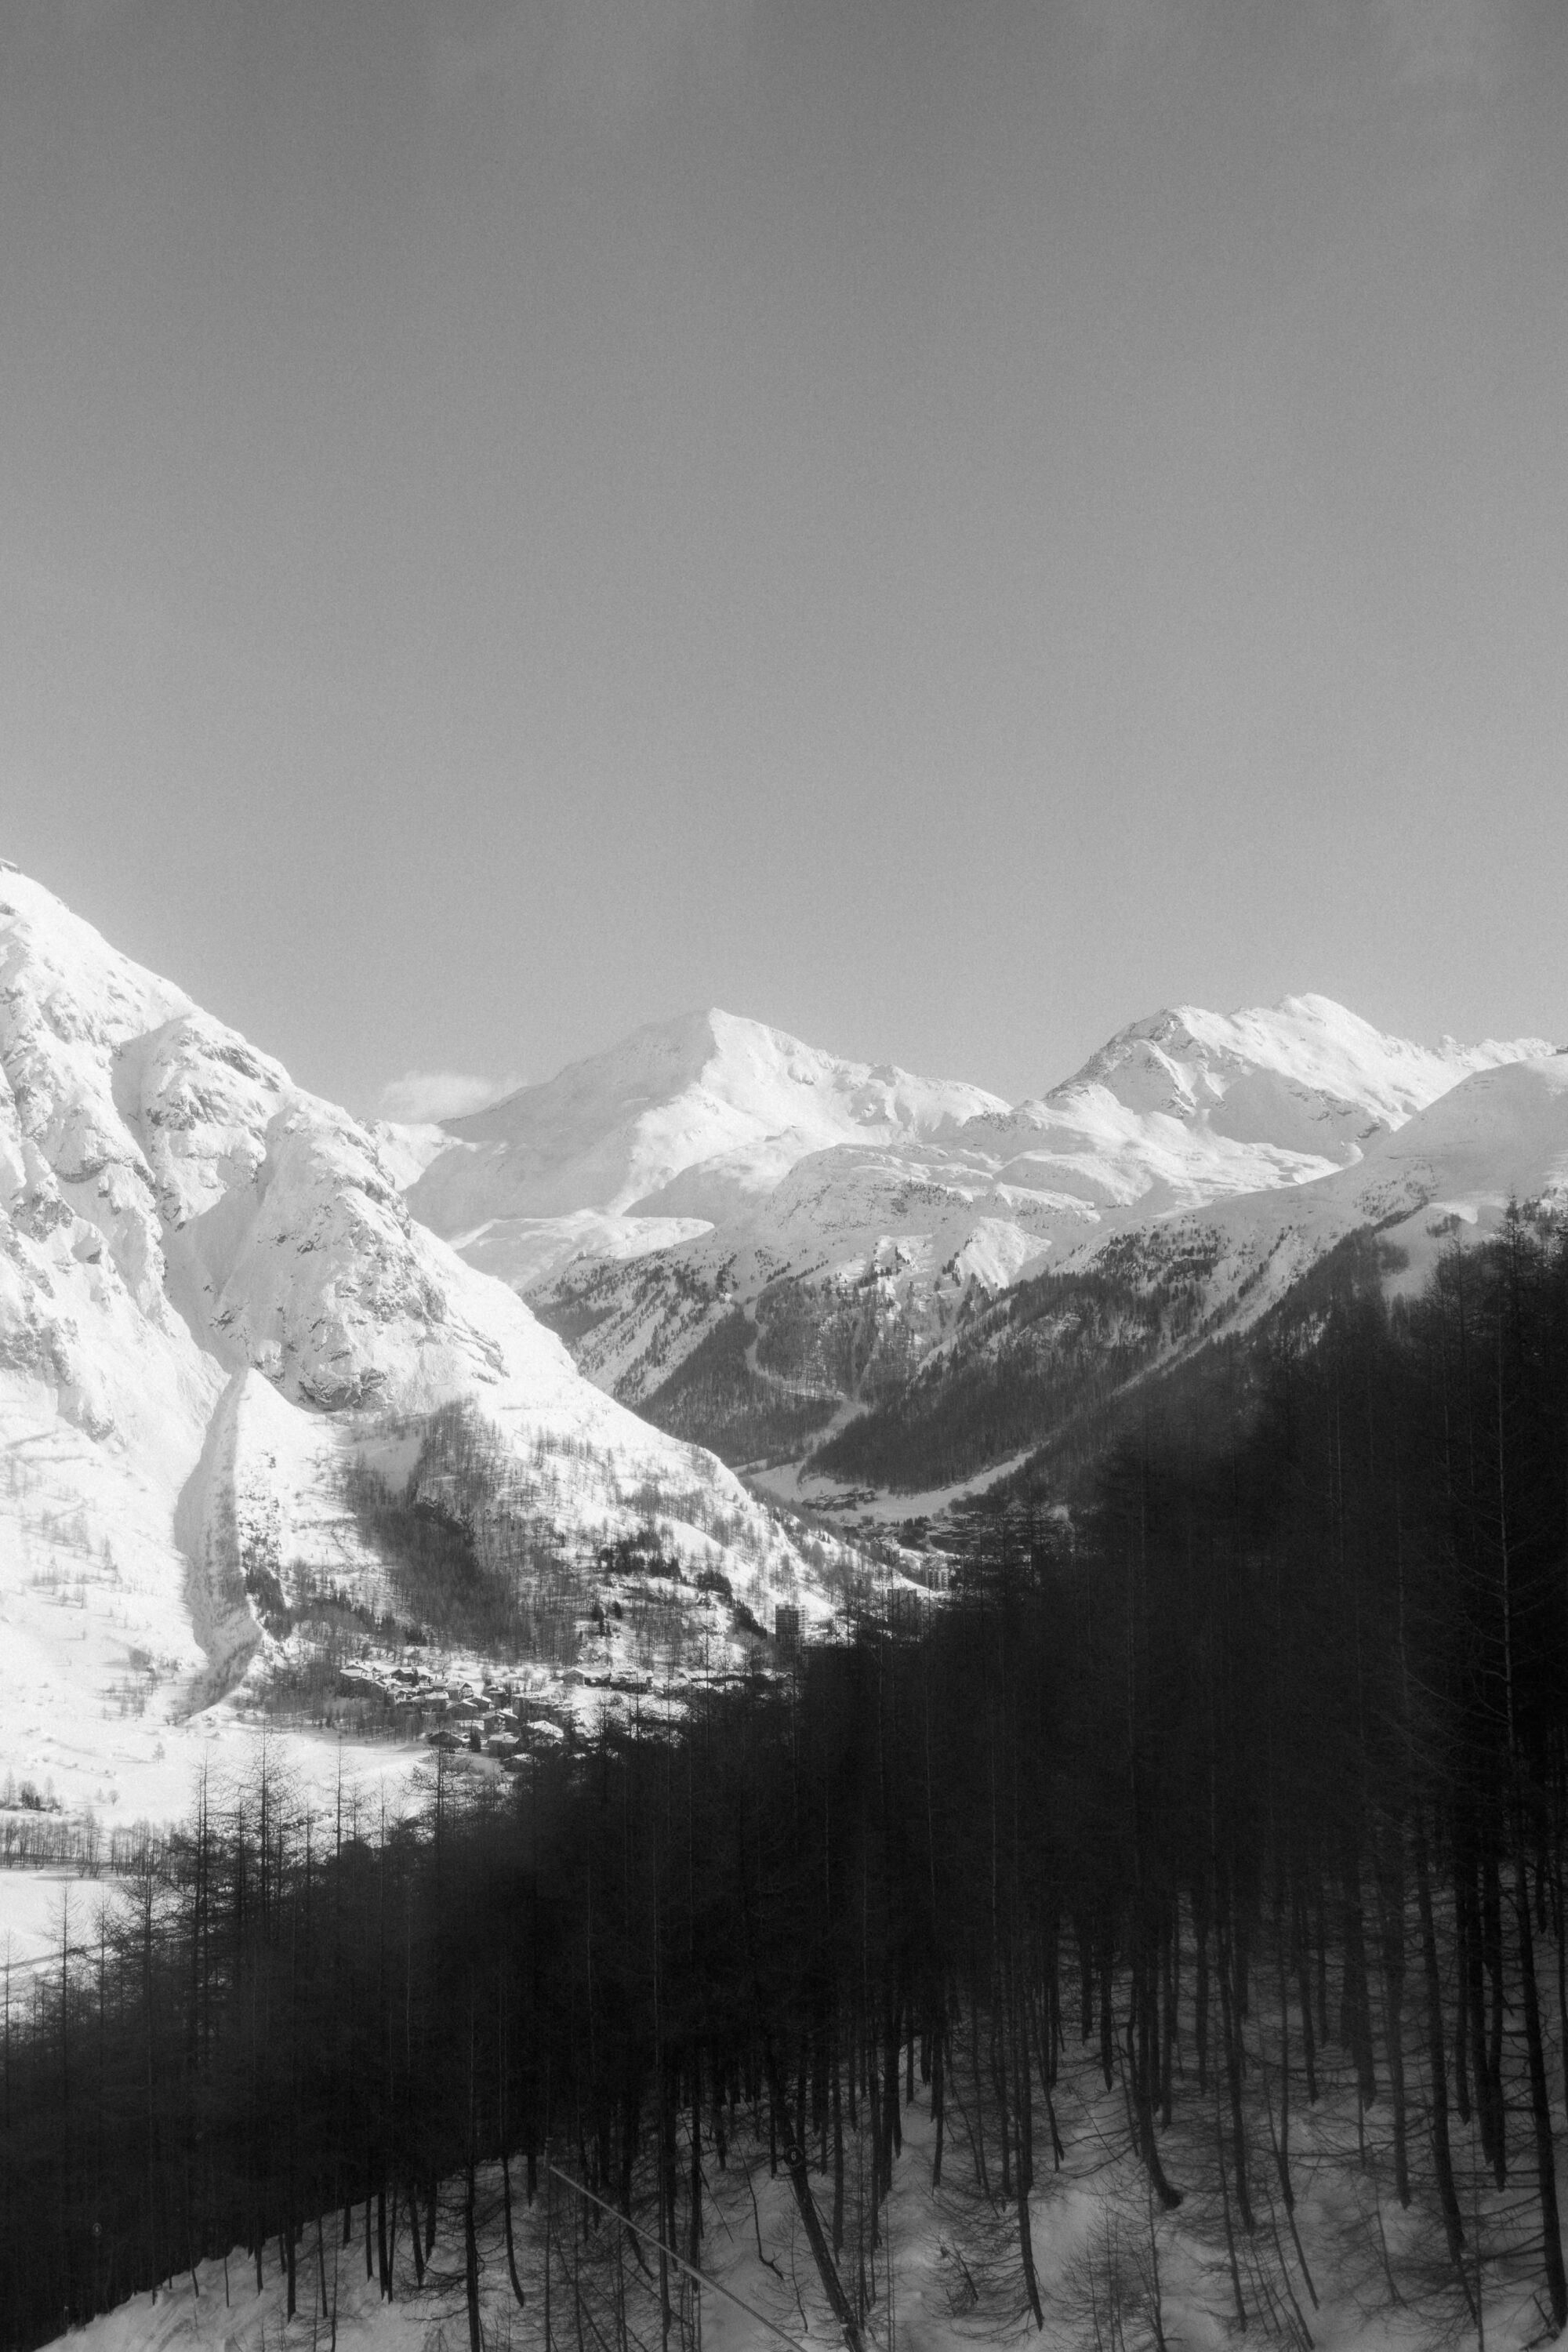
[34,2011,1549,2352]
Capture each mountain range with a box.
[391,988,1562,1505]
[405,992,1550,1290]
[4,861,1566,1832]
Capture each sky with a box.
[2,0,1566,1118]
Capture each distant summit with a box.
[405,1006,1006,1278]
[404,993,1555,1305]
[1055,991,1548,1136]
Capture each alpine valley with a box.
[2,860,1565,1843]
[10,862,1568,2352]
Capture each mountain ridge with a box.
[499,990,1555,1472]
[805,1048,1568,1506]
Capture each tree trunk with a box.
[833,2056,845,2254]
[1014,2013,1044,2330]
[1215,1916,1253,2234]
[1414,1817,1466,2273]
[930,2013,945,2190]
[1377,1837,1411,2207]
[502,2154,526,2308]
[1514,1848,1568,2329]
[765,2056,862,2352]
[464,2156,482,2352]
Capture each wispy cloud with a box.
[376,1069,526,1123]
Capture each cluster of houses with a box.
[335,1639,804,1762]
[336,1660,565,1766]
[321,1589,892,1765]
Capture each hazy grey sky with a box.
[3,0,1565,1114]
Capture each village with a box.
[320,1584,813,1773]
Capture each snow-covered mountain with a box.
[1107,1044,1568,1327]
[808,1047,1568,1505]
[4,856,1558,1813]
[0,871,844,1828]
[402,1005,1006,1289]
[495,993,1552,1467]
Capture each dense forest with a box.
[340,1400,589,1661]
[637,1305,840,1468]
[2,1214,1567,2351]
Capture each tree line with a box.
[2,1214,1567,2350]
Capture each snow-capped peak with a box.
[1057,992,1553,1138]
[505,991,1559,1453]
[408,1006,1007,1239]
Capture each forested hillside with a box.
[633,1305,840,1466]
[812,1225,1229,1494]
[4,1215,1567,2351]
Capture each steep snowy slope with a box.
[516,994,1552,1463]
[0,870,838,1828]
